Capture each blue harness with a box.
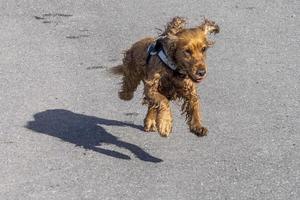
[146,39,186,76]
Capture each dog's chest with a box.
[158,76,193,100]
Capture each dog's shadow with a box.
[26,109,162,163]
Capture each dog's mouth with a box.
[190,74,206,83]
[177,67,206,83]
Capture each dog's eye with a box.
[184,49,192,56]
[201,46,207,52]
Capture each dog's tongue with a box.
[190,74,204,83]
[196,78,203,83]
[194,76,204,83]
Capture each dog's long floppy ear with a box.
[198,18,220,46]
[199,18,220,35]
[158,17,186,55]
[159,16,187,37]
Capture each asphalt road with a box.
[0,0,299,199]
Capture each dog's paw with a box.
[190,126,208,137]
[144,119,157,132]
[118,91,133,101]
[157,119,172,137]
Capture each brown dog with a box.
[112,17,219,137]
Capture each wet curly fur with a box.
[112,17,219,137]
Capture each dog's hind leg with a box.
[118,48,143,101]
[118,66,142,100]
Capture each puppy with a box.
[112,17,219,137]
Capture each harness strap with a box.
[146,40,186,76]
[157,50,177,71]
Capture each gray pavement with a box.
[0,0,299,199]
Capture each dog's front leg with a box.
[144,106,157,132]
[156,99,173,137]
[182,95,208,136]
[144,78,173,137]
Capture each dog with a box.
[111,17,219,137]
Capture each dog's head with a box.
[160,17,219,83]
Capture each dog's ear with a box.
[158,17,185,54]
[199,18,220,35]
[160,16,186,37]
[199,18,219,47]
[159,35,178,57]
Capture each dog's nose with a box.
[196,69,206,77]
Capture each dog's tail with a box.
[109,64,124,75]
